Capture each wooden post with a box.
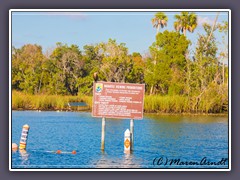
[101,117,106,151]
[19,124,30,150]
[130,119,134,151]
[124,129,131,154]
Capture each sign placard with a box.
[92,82,145,119]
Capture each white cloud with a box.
[197,16,214,26]
[44,12,87,20]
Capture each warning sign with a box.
[92,82,145,119]
[124,139,130,148]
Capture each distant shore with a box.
[12,91,228,114]
[12,109,228,116]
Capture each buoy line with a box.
[12,148,77,155]
[12,124,77,155]
[36,150,77,154]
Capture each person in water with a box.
[12,143,18,152]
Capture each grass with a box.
[12,91,227,114]
[144,95,190,113]
[12,91,92,111]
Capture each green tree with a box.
[174,12,198,36]
[78,44,103,95]
[126,52,145,83]
[190,23,220,111]
[150,12,168,94]
[218,21,228,33]
[217,21,228,85]
[145,30,190,95]
[194,23,218,92]
[49,43,84,95]
[12,44,45,94]
[97,39,132,83]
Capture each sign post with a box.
[92,82,145,151]
[130,119,134,150]
[101,117,106,151]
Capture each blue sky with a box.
[11,11,229,56]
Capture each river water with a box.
[11,111,229,169]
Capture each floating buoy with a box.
[19,124,30,150]
[72,150,77,154]
[12,143,18,151]
[47,150,77,154]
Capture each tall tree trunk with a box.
[38,72,44,93]
[153,85,156,94]
[199,54,205,91]
[152,23,162,95]
[204,12,219,50]
[222,62,225,84]
[186,59,191,97]
[156,24,160,35]
[150,85,154,95]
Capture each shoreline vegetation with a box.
[12,12,228,115]
[12,91,228,114]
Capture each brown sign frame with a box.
[92,82,145,119]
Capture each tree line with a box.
[12,12,229,113]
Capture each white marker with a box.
[124,129,131,154]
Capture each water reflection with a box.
[137,116,185,157]
[93,152,140,168]
[138,114,228,158]
[19,150,30,166]
[121,153,140,168]
[145,114,228,124]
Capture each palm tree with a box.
[150,12,168,95]
[151,12,168,35]
[174,12,198,36]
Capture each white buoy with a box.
[19,124,30,150]
[124,129,131,154]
